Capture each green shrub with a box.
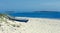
[11,24,16,27]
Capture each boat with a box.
[7,15,28,23]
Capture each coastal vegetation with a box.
[0,13,21,28]
[0,13,15,22]
[0,14,8,22]
[11,24,20,27]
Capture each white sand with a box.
[0,17,60,33]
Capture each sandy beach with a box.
[0,17,60,33]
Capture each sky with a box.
[0,0,60,12]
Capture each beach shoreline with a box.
[0,17,60,33]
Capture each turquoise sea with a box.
[5,11,60,19]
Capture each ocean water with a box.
[7,11,60,19]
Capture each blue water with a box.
[7,11,60,19]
